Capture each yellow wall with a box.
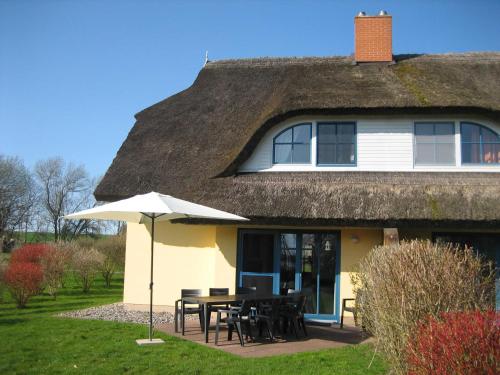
[339,228,383,316]
[123,221,239,307]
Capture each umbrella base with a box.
[136,338,165,345]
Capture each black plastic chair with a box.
[210,287,230,296]
[174,289,204,334]
[237,286,257,294]
[215,300,253,346]
[255,298,282,342]
[207,288,230,327]
[280,295,308,338]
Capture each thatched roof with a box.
[95,53,500,226]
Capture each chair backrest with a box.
[287,289,301,296]
[297,295,307,313]
[181,289,202,298]
[209,288,229,296]
[238,300,252,316]
[237,286,257,295]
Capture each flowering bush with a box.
[10,244,51,265]
[4,262,44,307]
[407,310,500,375]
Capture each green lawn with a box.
[0,276,387,375]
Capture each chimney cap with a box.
[379,10,389,16]
[357,11,366,17]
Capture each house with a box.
[95,12,500,320]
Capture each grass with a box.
[0,276,387,375]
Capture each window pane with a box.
[274,144,292,163]
[317,124,336,143]
[318,234,336,315]
[482,127,500,143]
[483,144,500,164]
[462,143,481,164]
[415,143,436,164]
[292,144,311,163]
[281,233,297,249]
[436,143,455,164]
[293,125,311,143]
[434,123,455,143]
[280,233,296,292]
[337,124,355,143]
[301,234,317,314]
[415,123,435,143]
[241,233,274,273]
[461,123,480,143]
[317,144,336,164]
[336,144,355,164]
[275,128,292,143]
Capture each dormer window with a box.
[273,123,312,164]
[317,122,356,165]
[461,122,500,164]
[414,122,455,165]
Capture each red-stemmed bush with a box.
[407,310,500,375]
[10,244,51,265]
[3,262,44,308]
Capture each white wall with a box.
[238,115,500,173]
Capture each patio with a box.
[157,316,370,358]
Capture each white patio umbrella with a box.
[64,191,248,345]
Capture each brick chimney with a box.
[354,11,392,63]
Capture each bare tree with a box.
[34,157,100,240]
[0,155,38,245]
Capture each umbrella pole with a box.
[149,214,154,341]
[136,214,164,345]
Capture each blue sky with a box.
[1,0,499,178]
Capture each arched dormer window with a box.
[461,122,500,164]
[273,123,312,164]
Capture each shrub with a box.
[4,262,44,307]
[40,247,66,298]
[71,247,103,293]
[94,235,125,287]
[407,310,500,375]
[354,240,495,374]
[10,244,51,264]
[74,236,95,250]
[50,241,78,288]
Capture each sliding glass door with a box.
[237,229,341,321]
[300,233,340,320]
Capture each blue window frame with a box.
[461,122,500,164]
[316,122,356,165]
[273,123,312,164]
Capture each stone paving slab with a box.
[157,317,371,358]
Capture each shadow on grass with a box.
[0,318,27,325]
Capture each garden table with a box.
[178,293,298,343]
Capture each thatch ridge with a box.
[95,53,500,224]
